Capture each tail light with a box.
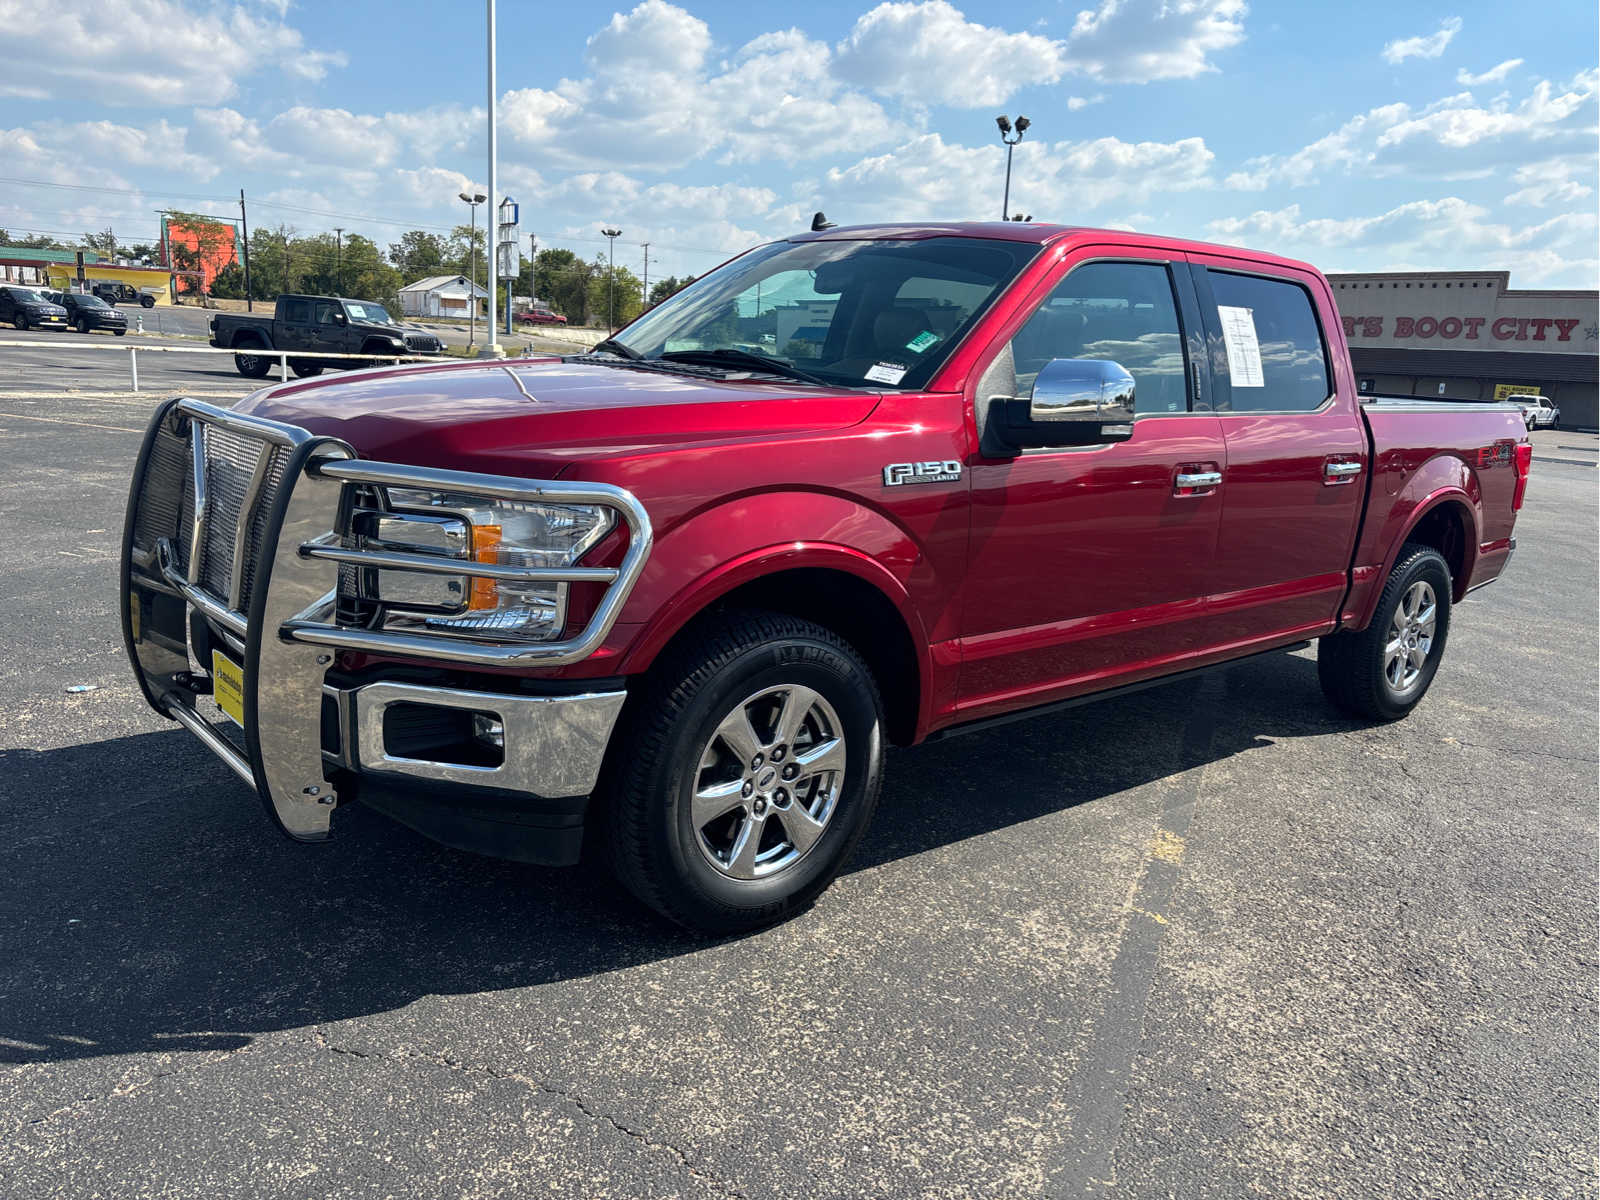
[1513,441,1533,510]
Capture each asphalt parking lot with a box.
[0,374,1594,1197]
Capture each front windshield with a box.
[11,289,45,304]
[76,294,109,308]
[344,301,394,324]
[610,236,1039,390]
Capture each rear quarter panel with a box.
[1344,402,1526,629]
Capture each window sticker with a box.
[1216,304,1265,387]
[905,330,941,353]
[864,361,909,385]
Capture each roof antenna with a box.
[811,211,837,232]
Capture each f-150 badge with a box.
[883,460,962,486]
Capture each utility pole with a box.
[334,227,343,294]
[239,189,253,312]
[481,0,502,358]
[641,243,649,308]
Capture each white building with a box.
[398,274,489,318]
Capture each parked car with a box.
[517,308,568,326]
[1508,393,1559,430]
[91,280,159,308]
[58,290,128,335]
[209,294,443,378]
[0,284,69,331]
[121,220,1532,932]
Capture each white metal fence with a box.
[0,339,438,392]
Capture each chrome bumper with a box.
[120,397,649,843]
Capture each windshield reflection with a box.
[610,236,1039,390]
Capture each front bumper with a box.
[121,397,650,855]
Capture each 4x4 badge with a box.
[883,461,962,487]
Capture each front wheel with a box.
[1318,544,1452,721]
[13,313,27,331]
[603,611,885,933]
[76,318,90,334]
[114,328,126,337]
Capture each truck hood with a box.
[234,356,880,475]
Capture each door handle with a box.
[1175,471,1222,489]
[1324,460,1363,483]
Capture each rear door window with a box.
[282,299,311,324]
[1202,270,1331,412]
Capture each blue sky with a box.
[2,0,1596,288]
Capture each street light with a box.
[995,114,1030,222]
[459,190,486,348]
[601,227,622,332]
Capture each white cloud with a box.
[1226,71,1599,189]
[1067,95,1107,111]
[1456,58,1523,86]
[0,0,345,105]
[1206,198,1599,288]
[817,132,1214,221]
[834,1,1067,106]
[1066,0,1248,82]
[501,3,895,169]
[268,107,401,168]
[1504,157,1596,207]
[1381,17,1461,65]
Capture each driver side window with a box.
[1009,261,1188,415]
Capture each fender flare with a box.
[231,330,269,350]
[1354,486,1481,631]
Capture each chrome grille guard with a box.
[121,396,652,842]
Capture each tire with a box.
[14,312,26,331]
[290,359,324,378]
[141,295,155,308]
[114,328,126,337]
[603,610,885,933]
[76,318,89,334]
[233,347,272,378]
[1318,544,1452,721]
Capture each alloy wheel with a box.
[1385,580,1437,695]
[691,683,846,880]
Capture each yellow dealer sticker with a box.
[212,649,245,727]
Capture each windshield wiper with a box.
[657,347,829,385]
[590,337,642,360]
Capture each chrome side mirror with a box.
[1029,358,1136,427]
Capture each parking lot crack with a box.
[305,1030,746,1198]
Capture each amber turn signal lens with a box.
[469,522,502,610]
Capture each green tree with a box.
[209,262,246,298]
[586,253,642,329]
[446,223,488,286]
[532,248,592,323]
[82,230,117,256]
[389,230,449,281]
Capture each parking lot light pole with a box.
[479,0,503,359]
[459,191,486,349]
[995,115,1030,221]
[602,227,621,332]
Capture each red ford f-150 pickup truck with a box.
[121,222,1531,931]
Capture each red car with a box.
[122,221,1530,931]
[517,308,568,325]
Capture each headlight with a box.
[340,487,615,642]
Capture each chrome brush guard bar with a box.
[121,396,652,842]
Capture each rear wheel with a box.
[233,346,272,378]
[603,610,884,933]
[1318,544,1452,721]
[141,295,155,308]
[290,359,324,378]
